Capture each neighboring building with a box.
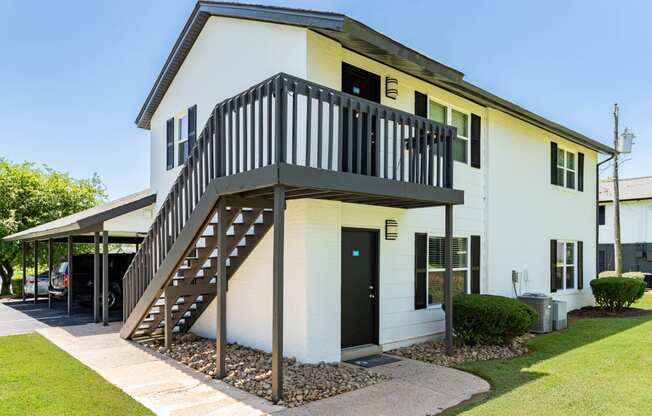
[598,176,652,273]
[5,2,615,390]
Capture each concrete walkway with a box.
[37,323,489,416]
[37,323,283,416]
[275,358,489,416]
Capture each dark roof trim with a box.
[135,1,614,155]
[3,189,156,242]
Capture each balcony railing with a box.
[123,72,456,322]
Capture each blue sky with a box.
[1,0,650,199]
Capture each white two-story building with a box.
[5,2,614,401]
[121,1,614,367]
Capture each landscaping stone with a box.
[144,334,389,407]
[389,334,532,367]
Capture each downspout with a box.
[596,153,616,276]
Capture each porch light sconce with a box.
[385,76,398,100]
[385,219,398,240]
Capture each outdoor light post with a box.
[612,103,635,275]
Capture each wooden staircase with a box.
[131,208,273,341]
[120,72,459,344]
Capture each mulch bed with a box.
[569,306,652,319]
[389,334,532,367]
[144,334,388,408]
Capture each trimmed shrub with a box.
[599,270,645,280]
[11,277,23,298]
[452,294,538,346]
[590,277,646,310]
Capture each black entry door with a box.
[341,63,380,176]
[341,228,379,348]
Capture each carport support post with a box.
[215,197,228,379]
[48,239,52,309]
[444,204,454,355]
[22,241,26,302]
[33,240,38,304]
[272,185,285,404]
[67,236,73,316]
[93,232,100,323]
[102,231,109,326]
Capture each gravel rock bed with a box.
[389,334,532,367]
[144,334,388,407]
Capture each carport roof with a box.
[3,189,156,242]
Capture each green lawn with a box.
[0,334,153,416]
[447,292,652,416]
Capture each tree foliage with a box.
[0,159,106,294]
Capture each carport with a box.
[3,190,155,325]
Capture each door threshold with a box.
[341,343,382,361]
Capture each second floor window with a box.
[178,113,189,166]
[428,100,469,164]
[556,148,576,189]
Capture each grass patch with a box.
[445,293,652,415]
[0,334,153,416]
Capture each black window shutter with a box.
[578,152,584,191]
[188,105,197,149]
[470,235,481,294]
[470,114,481,169]
[166,118,174,170]
[577,241,584,290]
[414,233,427,309]
[550,239,558,292]
[598,205,606,225]
[414,91,427,118]
[551,142,558,185]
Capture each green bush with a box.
[452,294,538,346]
[599,270,645,280]
[590,277,646,310]
[11,277,22,298]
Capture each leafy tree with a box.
[0,159,106,295]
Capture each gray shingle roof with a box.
[135,1,614,155]
[599,177,652,202]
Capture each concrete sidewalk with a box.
[37,323,489,416]
[37,323,283,416]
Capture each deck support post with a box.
[216,197,228,379]
[48,239,52,309]
[444,203,454,355]
[67,236,73,316]
[272,185,285,403]
[102,230,109,326]
[93,231,100,323]
[33,240,38,304]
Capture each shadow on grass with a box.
[441,314,652,415]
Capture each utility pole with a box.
[613,104,623,275]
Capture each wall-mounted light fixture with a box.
[385,219,398,240]
[385,76,398,100]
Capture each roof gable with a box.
[136,1,613,154]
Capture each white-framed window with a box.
[555,240,576,291]
[177,113,189,166]
[426,235,469,306]
[556,148,576,189]
[428,100,470,164]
